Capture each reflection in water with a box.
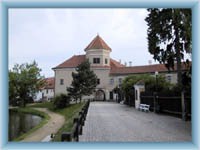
[9,110,42,141]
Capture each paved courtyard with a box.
[79,101,191,142]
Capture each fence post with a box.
[181,91,187,121]
[73,118,79,141]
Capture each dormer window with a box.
[93,58,100,64]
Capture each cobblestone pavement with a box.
[79,101,191,142]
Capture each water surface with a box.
[9,110,42,141]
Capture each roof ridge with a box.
[84,35,111,51]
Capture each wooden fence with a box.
[61,100,90,142]
[140,93,191,116]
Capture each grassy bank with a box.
[11,107,50,141]
[29,101,86,141]
[28,102,54,110]
[52,102,85,141]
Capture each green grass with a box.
[28,101,86,141]
[52,102,86,141]
[28,102,54,110]
[11,107,50,141]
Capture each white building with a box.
[52,35,182,101]
[34,77,55,102]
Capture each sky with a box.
[9,8,156,77]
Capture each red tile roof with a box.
[110,63,190,75]
[110,64,168,75]
[84,35,112,51]
[110,58,125,68]
[53,55,123,69]
[53,55,86,68]
[53,54,190,75]
[42,77,55,89]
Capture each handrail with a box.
[61,100,90,142]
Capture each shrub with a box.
[53,94,70,109]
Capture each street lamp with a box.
[154,71,159,113]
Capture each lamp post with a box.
[154,71,159,113]
[155,71,158,93]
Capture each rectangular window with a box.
[110,78,114,85]
[93,58,100,64]
[97,78,100,85]
[166,75,172,82]
[60,79,64,85]
[105,58,108,64]
[118,78,122,84]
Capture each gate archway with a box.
[95,89,106,101]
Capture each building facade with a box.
[52,35,179,101]
[34,77,55,102]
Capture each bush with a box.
[53,94,70,109]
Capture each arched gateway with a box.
[95,89,106,101]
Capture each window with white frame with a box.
[93,58,100,64]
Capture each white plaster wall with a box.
[92,68,110,90]
[134,85,145,109]
[165,73,177,84]
[54,68,75,95]
[109,75,127,88]
[42,89,54,100]
[86,49,110,67]
[53,62,178,100]
[34,91,42,101]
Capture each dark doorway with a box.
[110,91,113,100]
[95,90,105,101]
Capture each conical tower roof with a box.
[84,35,112,51]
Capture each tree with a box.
[145,9,192,85]
[9,61,44,107]
[67,60,98,102]
[53,94,70,109]
[122,74,171,95]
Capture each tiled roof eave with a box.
[44,87,54,89]
[109,70,178,75]
[84,48,112,52]
[52,67,76,70]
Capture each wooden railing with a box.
[61,100,90,142]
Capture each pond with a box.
[9,110,42,141]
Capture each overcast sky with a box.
[9,8,156,77]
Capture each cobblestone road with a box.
[79,101,191,142]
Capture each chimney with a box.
[124,62,127,66]
[148,60,152,65]
[129,61,132,67]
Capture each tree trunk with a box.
[174,10,186,121]
[174,10,182,85]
